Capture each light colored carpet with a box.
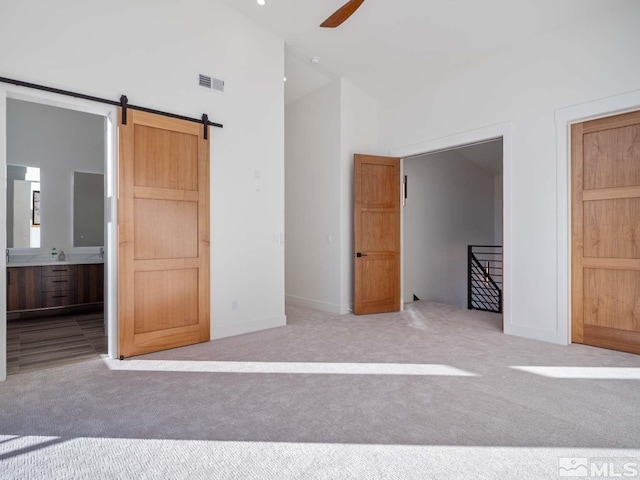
[1,301,639,479]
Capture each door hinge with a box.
[403,175,407,206]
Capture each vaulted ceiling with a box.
[221,0,621,104]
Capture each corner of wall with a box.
[211,315,287,341]
[338,80,380,311]
[503,323,566,346]
[0,91,7,381]
[284,78,380,316]
[285,294,345,315]
[285,79,342,309]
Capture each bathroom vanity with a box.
[5,158,105,314]
[7,260,104,312]
[5,107,106,314]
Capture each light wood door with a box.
[354,154,401,315]
[118,110,210,358]
[572,110,640,355]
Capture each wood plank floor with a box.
[6,312,107,375]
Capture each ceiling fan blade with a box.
[320,0,366,28]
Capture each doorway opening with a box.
[401,138,504,324]
[2,92,118,378]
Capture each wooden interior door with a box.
[118,110,210,358]
[354,154,401,315]
[572,110,640,355]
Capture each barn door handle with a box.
[355,252,368,258]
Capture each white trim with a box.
[211,315,287,340]
[6,90,115,118]
[554,89,640,346]
[105,112,118,359]
[0,84,119,381]
[391,122,508,159]
[285,294,351,314]
[391,122,513,337]
[0,91,7,381]
[399,159,404,312]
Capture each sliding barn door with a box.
[572,110,640,355]
[118,110,210,358]
[353,154,401,315]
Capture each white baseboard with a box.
[285,294,351,315]
[211,315,287,341]
[504,323,566,345]
[338,304,352,315]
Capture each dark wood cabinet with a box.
[7,266,42,311]
[7,263,103,312]
[41,264,78,308]
[77,264,104,304]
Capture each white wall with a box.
[7,99,104,254]
[0,0,286,374]
[403,151,495,308]
[285,79,378,314]
[381,2,640,343]
[285,80,342,312]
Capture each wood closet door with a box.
[572,110,640,355]
[118,110,210,358]
[353,154,401,315]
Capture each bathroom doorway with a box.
[1,88,118,378]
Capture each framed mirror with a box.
[73,172,104,247]
[7,165,41,248]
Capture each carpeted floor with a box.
[1,301,639,479]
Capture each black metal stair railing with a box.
[468,245,503,313]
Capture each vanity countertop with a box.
[7,256,104,268]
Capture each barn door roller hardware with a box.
[0,76,223,139]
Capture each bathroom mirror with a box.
[7,165,41,248]
[73,172,104,247]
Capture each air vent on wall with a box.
[199,73,224,93]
